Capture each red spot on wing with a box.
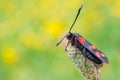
[101,53,105,57]
[96,51,105,58]
[77,37,86,44]
[96,51,101,58]
[89,45,96,50]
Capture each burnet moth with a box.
[56,5,108,65]
[56,5,109,80]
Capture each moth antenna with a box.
[56,5,83,46]
[56,35,66,46]
[69,5,83,32]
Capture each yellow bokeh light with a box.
[45,20,65,37]
[20,31,41,50]
[110,0,120,18]
[3,48,18,65]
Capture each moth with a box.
[56,5,109,80]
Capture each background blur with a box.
[0,0,120,80]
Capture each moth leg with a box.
[65,35,75,51]
[65,40,70,51]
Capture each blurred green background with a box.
[0,0,120,80]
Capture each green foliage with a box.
[0,0,120,80]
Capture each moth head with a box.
[66,32,73,40]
